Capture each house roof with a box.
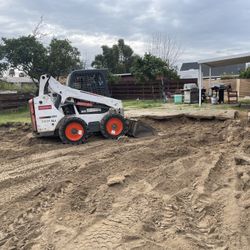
[180,62,245,77]
[198,52,250,67]
[180,62,199,71]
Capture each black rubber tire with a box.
[100,113,129,139]
[59,117,88,144]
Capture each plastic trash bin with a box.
[174,94,183,104]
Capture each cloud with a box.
[0,0,250,66]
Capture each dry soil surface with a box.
[0,117,250,250]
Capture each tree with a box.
[0,36,83,83]
[146,33,182,69]
[131,53,179,101]
[92,39,136,74]
[0,44,8,73]
[131,53,178,83]
[0,62,8,73]
[32,16,48,39]
[47,38,83,79]
[0,35,48,82]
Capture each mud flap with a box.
[126,119,155,138]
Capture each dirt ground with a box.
[0,116,250,250]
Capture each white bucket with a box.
[211,96,218,105]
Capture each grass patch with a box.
[0,100,164,125]
[0,99,245,126]
[123,99,163,109]
[0,81,37,94]
[0,106,30,124]
[239,98,250,105]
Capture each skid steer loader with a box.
[29,73,154,144]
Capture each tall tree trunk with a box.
[161,77,166,102]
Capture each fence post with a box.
[126,81,129,99]
[142,83,145,100]
[236,79,240,97]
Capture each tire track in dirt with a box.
[1,119,250,249]
[0,180,73,249]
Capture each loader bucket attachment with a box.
[126,119,155,138]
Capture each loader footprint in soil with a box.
[0,180,73,249]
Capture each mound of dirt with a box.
[0,118,250,249]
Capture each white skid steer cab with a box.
[29,71,154,144]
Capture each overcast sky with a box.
[0,0,250,67]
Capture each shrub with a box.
[239,68,250,79]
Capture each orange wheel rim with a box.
[106,118,123,136]
[65,122,84,141]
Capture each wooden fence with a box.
[0,93,33,110]
[0,78,200,109]
[237,79,250,98]
[109,78,197,100]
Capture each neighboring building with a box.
[1,76,34,84]
[114,73,134,81]
[0,68,34,84]
[179,62,246,79]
